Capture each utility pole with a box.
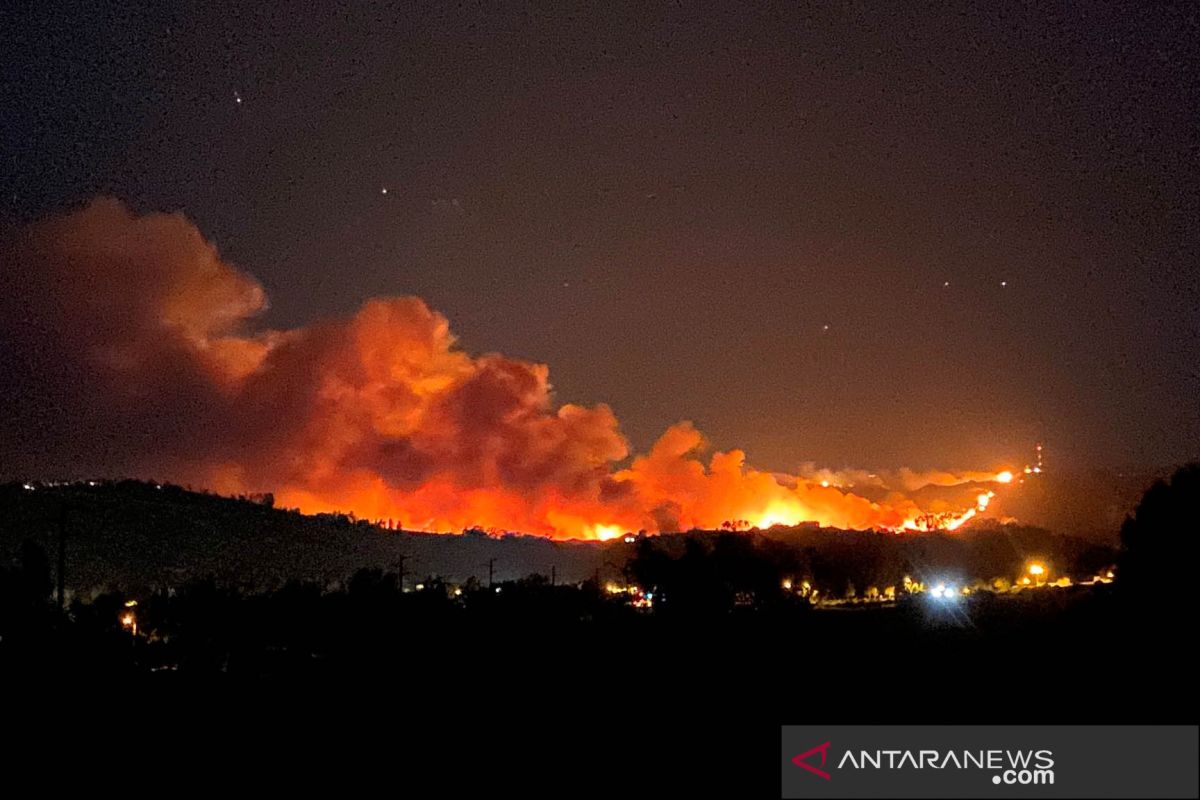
[551,565,556,586]
[57,507,67,611]
[488,558,496,589]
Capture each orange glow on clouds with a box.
[2,199,1018,539]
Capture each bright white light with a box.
[931,584,945,599]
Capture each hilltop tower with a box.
[1024,442,1044,476]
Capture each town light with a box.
[1028,563,1045,576]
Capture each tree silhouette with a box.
[1118,463,1199,607]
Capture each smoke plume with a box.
[0,200,1010,538]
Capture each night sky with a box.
[3,1,1198,474]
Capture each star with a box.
[943,281,950,287]
[233,90,242,105]
[1000,280,1007,287]
[822,324,830,332]
[380,187,388,195]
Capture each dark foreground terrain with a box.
[2,466,1196,797]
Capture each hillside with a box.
[0,480,1118,598]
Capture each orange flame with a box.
[1,199,1016,540]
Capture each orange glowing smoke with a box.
[0,199,1016,539]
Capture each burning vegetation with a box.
[3,200,1020,539]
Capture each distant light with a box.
[1106,571,1114,579]
[494,587,502,593]
[782,579,793,591]
[820,480,830,488]
[1022,577,1032,585]
[380,187,388,195]
[1028,563,1045,576]
[996,471,1014,483]
[1000,281,1008,287]
[415,583,425,591]
[22,483,34,491]
[931,584,945,599]
[121,613,135,628]
[623,533,637,543]
[124,599,138,608]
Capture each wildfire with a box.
[592,525,624,542]
[3,199,1021,541]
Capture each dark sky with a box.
[3,1,1198,473]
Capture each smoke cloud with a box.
[0,200,1010,538]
